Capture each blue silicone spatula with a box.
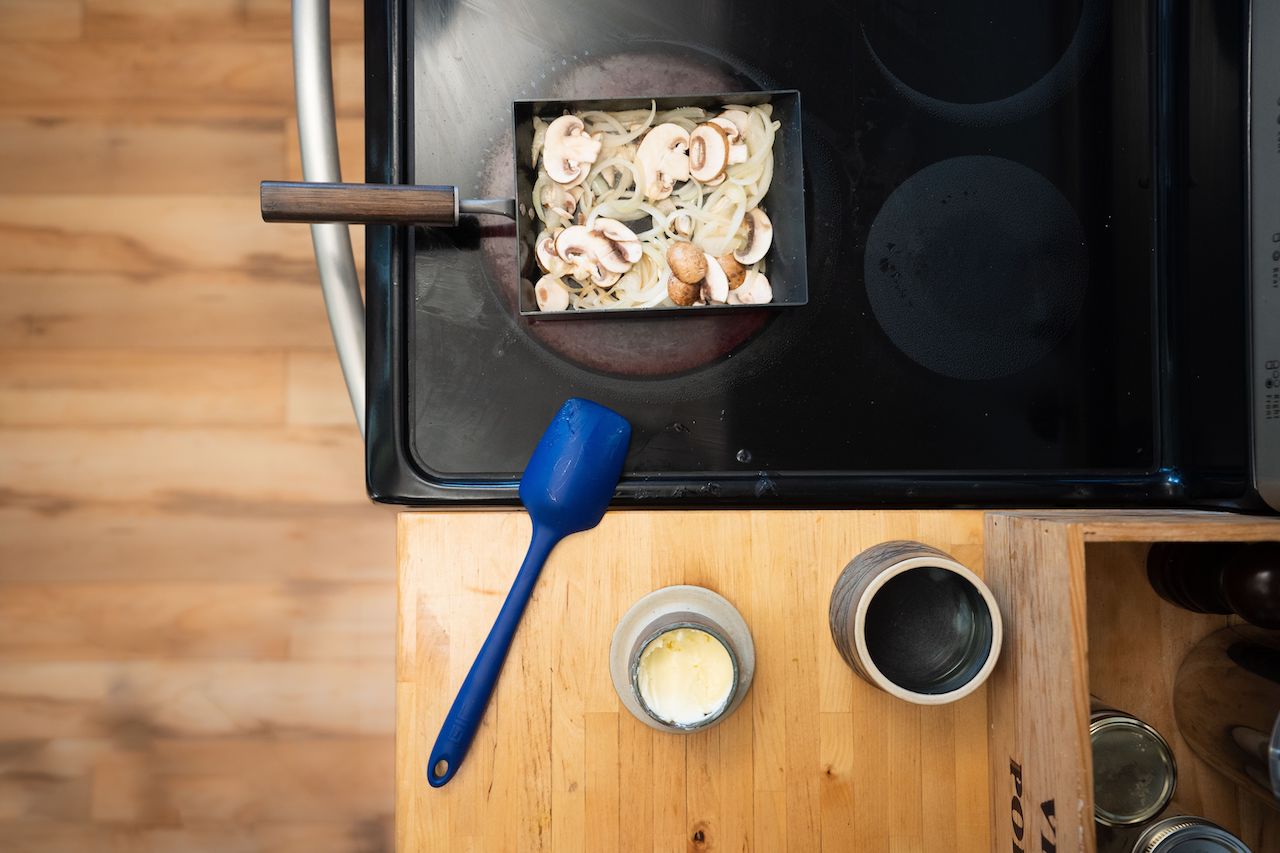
[426,398,632,787]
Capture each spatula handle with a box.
[259,181,458,225]
[425,525,561,787]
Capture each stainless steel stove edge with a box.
[1250,0,1280,512]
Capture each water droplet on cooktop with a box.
[754,475,777,497]
[736,449,753,464]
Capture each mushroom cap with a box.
[555,225,605,284]
[534,275,571,311]
[593,268,622,287]
[535,228,563,273]
[716,254,747,289]
[667,275,700,307]
[708,116,740,141]
[634,123,691,201]
[555,223,632,285]
[543,115,603,187]
[718,109,750,136]
[592,218,643,272]
[689,123,731,184]
[541,184,581,220]
[555,225,594,261]
[733,270,773,305]
[667,240,707,284]
[733,208,774,265]
[700,252,729,303]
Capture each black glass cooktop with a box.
[361,0,1254,506]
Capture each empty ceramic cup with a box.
[828,540,1002,704]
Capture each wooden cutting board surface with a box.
[396,511,992,852]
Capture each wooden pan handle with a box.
[260,181,458,225]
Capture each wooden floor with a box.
[0,2,398,851]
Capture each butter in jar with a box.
[636,626,735,727]
[610,585,754,734]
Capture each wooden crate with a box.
[984,511,1280,853]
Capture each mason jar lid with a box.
[1090,713,1177,826]
[1129,816,1251,853]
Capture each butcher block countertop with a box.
[396,510,991,852]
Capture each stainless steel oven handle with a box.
[292,0,366,437]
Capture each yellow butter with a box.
[636,627,733,726]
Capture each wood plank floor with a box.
[0,2,398,851]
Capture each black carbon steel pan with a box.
[261,89,806,318]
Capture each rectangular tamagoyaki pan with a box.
[260,89,807,318]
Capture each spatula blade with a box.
[518,398,631,536]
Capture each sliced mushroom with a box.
[634,123,691,201]
[541,184,581,220]
[706,119,749,166]
[716,254,747,289]
[555,225,612,285]
[732,271,772,305]
[708,116,740,141]
[700,252,729,304]
[656,198,694,237]
[733,208,774,265]
[667,240,707,284]
[689,123,731,184]
[592,218,642,272]
[718,109,750,136]
[555,223,630,286]
[535,228,566,275]
[554,225,592,266]
[534,275,571,311]
[542,115,603,187]
[667,275,700,307]
[594,268,622,287]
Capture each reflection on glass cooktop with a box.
[407,0,1155,482]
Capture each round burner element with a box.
[864,156,1088,381]
[863,0,1105,126]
